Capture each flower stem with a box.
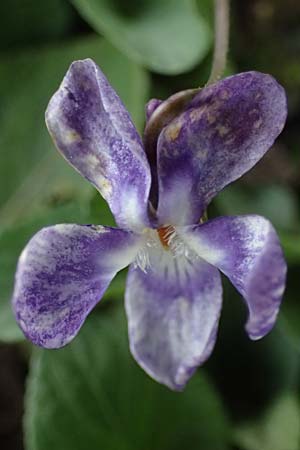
[207,0,230,86]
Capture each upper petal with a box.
[12,224,142,348]
[180,215,287,339]
[143,89,198,208]
[46,59,151,230]
[145,98,163,122]
[156,72,287,225]
[125,246,222,390]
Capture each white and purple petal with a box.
[180,215,287,339]
[125,245,222,390]
[156,72,287,225]
[46,59,151,230]
[12,224,142,348]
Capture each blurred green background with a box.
[0,0,300,449]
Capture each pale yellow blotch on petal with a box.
[83,154,113,196]
[207,111,217,124]
[216,125,230,136]
[85,154,101,170]
[205,98,224,124]
[189,108,206,122]
[254,118,263,129]
[209,98,222,111]
[88,225,109,233]
[98,176,113,197]
[165,122,182,141]
[196,148,209,161]
[176,296,190,314]
[62,128,82,146]
[190,105,217,125]
[49,124,82,149]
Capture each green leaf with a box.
[0,35,149,227]
[0,0,74,50]
[25,309,230,450]
[278,265,300,351]
[234,392,300,450]
[216,184,299,232]
[71,0,211,74]
[278,232,300,265]
[196,0,214,26]
[279,311,300,355]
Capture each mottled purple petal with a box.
[12,224,142,348]
[145,98,162,122]
[143,89,198,208]
[46,59,151,230]
[180,215,287,339]
[125,247,222,390]
[156,72,287,226]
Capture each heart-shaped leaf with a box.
[71,0,212,74]
[234,392,300,450]
[25,308,230,450]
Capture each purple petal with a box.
[180,215,287,339]
[145,98,162,122]
[156,72,287,226]
[125,249,222,390]
[46,59,151,230]
[143,89,198,208]
[12,224,142,348]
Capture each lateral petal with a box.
[180,215,287,339]
[12,224,142,348]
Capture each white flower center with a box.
[134,226,198,273]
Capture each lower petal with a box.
[12,224,142,348]
[180,215,287,339]
[125,252,222,390]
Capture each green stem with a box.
[207,0,230,85]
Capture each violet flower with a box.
[12,59,287,390]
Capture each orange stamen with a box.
[157,225,174,249]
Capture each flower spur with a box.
[12,59,287,390]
